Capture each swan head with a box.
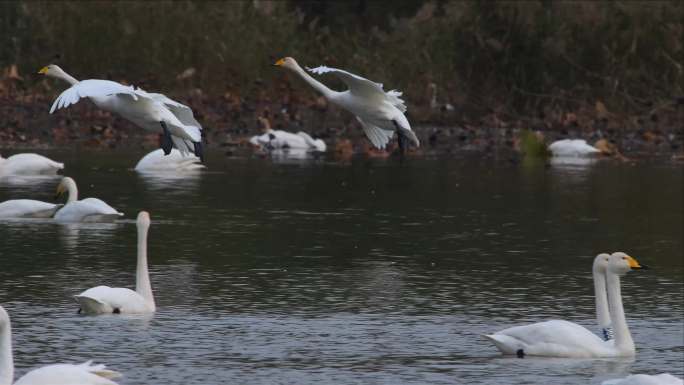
[273,57,298,70]
[137,211,151,229]
[592,253,611,273]
[55,177,76,200]
[38,64,66,78]
[608,252,647,275]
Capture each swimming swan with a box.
[0,305,121,385]
[134,148,205,173]
[38,64,204,161]
[0,153,63,176]
[484,252,645,358]
[75,211,155,315]
[548,139,600,157]
[274,57,419,152]
[0,200,63,219]
[249,129,326,152]
[602,374,683,385]
[53,177,123,222]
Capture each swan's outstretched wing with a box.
[49,80,139,113]
[356,117,394,150]
[147,93,203,130]
[307,66,407,112]
[14,362,121,385]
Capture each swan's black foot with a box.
[193,141,204,162]
[160,121,173,155]
[516,349,525,359]
[393,120,407,157]
[77,308,82,314]
[113,308,121,314]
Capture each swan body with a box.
[75,211,155,315]
[134,149,205,172]
[250,129,326,152]
[602,374,683,385]
[485,252,644,358]
[53,177,122,222]
[39,64,204,160]
[0,306,121,385]
[0,200,63,219]
[549,139,600,157]
[0,153,63,176]
[275,57,418,151]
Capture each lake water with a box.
[0,150,682,385]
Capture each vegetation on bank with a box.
[0,1,682,152]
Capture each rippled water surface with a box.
[1,150,682,384]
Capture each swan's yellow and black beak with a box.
[273,58,285,67]
[38,66,49,75]
[54,185,65,201]
[627,255,648,270]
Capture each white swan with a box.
[0,305,121,385]
[0,153,63,176]
[602,374,683,385]
[0,200,62,219]
[134,148,205,172]
[75,211,155,314]
[484,252,645,358]
[549,139,600,157]
[38,64,204,161]
[249,129,326,152]
[53,177,123,222]
[274,57,419,152]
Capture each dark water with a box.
[0,150,682,385]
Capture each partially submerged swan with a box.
[53,177,123,222]
[602,374,683,385]
[548,139,600,157]
[249,129,326,152]
[484,252,646,358]
[0,305,121,385]
[274,57,418,152]
[75,211,156,315]
[0,153,63,176]
[0,200,62,219]
[39,64,204,161]
[134,148,205,173]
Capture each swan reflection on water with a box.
[57,221,122,251]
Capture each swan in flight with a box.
[250,129,326,152]
[134,149,205,173]
[75,211,156,314]
[0,153,63,176]
[53,177,123,222]
[602,374,683,385]
[548,139,600,157]
[0,305,121,385]
[484,252,646,358]
[38,64,204,161]
[274,57,419,152]
[0,199,62,219]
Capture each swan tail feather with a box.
[483,334,520,355]
[74,295,109,314]
[356,117,394,150]
[78,361,122,379]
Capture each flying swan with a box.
[0,305,121,385]
[53,177,123,222]
[274,57,419,152]
[484,252,646,358]
[75,211,156,314]
[0,153,64,176]
[38,64,204,161]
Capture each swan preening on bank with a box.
[484,252,646,358]
[38,64,204,161]
[274,57,419,152]
[602,373,683,385]
[0,305,121,385]
[134,149,205,173]
[0,153,63,176]
[249,129,326,152]
[75,211,156,315]
[53,177,123,222]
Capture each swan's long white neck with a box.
[291,63,336,99]
[135,222,155,310]
[606,272,635,354]
[64,178,78,203]
[53,67,79,86]
[593,264,610,329]
[0,319,14,385]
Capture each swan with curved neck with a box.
[75,211,156,314]
[274,57,419,153]
[0,306,121,385]
[484,252,645,358]
[38,64,204,161]
[53,177,122,222]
